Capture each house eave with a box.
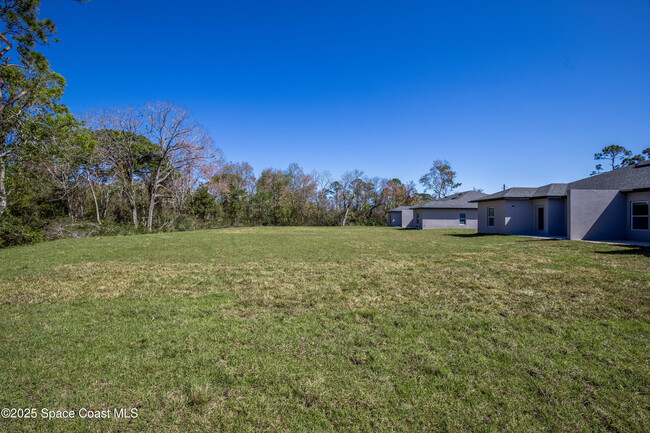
[621,187,650,193]
[411,205,478,210]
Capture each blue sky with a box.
[40,0,650,193]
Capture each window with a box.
[487,208,495,227]
[537,207,544,231]
[459,212,466,225]
[415,212,420,226]
[632,201,648,230]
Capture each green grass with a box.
[0,227,648,432]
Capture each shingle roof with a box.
[473,161,650,202]
[387,206,413,212]
[568,161,650,191]
[531,183,568,198]
[472,184,569,202]
[411,190,487,209]
[471,187,539,202]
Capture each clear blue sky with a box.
[40,0,650,193]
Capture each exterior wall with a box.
[567,189,626,241]
[419,208,478,229]
[505,200,534,235]
[388,210,414,228]
[477,200,506,234]
[387,211,402,227]
[528,198,567,237]
[626,191,650,242]
[547,198,567,236]
[479,198,567,237]
[401,209,415,228]
[413,210,421,229]
[531,199,548,235]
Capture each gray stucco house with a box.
[410,190,487,229]
[387,206,415,228]
[473,160,650,242]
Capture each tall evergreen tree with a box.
[0,0,84,216]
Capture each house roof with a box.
[472,183,571,202]
[531,183,569,197]
[473,161,650,202]
[568,160,650,191]
[387,206,413,212]
[411,190,487,209]
[471,187,540,202]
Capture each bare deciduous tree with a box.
[141,101,217,232]
[332,169,364,226]
[87,107,149,228]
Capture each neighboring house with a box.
[473,160,650,242]
[410,190,487,229]
[387,206,415,228]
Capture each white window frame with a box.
[631,201,649,231]
[487,208,495,227]
[459,212,466,225]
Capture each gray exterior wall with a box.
[626,191,650,242]
[477,200,506,233]
[528,198,567,236]
[402,209,414,228]
[478,198,567,236]
[547,198,567,236]
[388,209,414,228]
[387,211,402,227]
[505,200,534,235]
[418,208,478,229]
[567,189,626,241]
[477,188,646,242]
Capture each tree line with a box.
[0,1,438,247]
[2,97,435,247]
[2,101,429,246]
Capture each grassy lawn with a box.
[0,227,648,432]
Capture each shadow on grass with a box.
[596,247,650,258]
[446,233,566,242]
[445,233,499,238]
